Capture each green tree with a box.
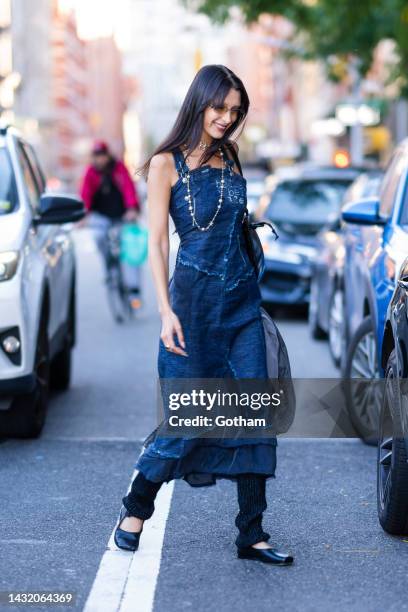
[187,0,408,96]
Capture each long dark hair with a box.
[136,64,249,179]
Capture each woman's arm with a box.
[147,153,188,356]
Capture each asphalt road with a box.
[0,227,406,612]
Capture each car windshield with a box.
[265,179,351,227]
[0,147,18,215]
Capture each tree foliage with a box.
[187,0,408,96]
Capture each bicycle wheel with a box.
[105,262,126,323]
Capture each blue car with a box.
[341,138,408,440]
[309,170,383,367]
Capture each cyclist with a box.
[79,141,142,305]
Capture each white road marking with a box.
[84,470,174,612]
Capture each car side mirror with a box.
[34,193,85,225]
[341,197,387,226]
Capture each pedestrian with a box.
[114,65,294,565]
[79,140,142,299]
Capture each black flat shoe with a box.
[237,545,294,565]
[114,505,143,552]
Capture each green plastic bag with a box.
[120,223,148,267]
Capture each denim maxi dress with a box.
[135,147,277,487]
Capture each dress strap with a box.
[172,148,189,179]
[222,142,242,176]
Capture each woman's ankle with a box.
[251,541,272,549]
[120,515,144,532]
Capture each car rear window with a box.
[0,147,18,215]
[266,179,352,226]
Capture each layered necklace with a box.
[183,144,226,232]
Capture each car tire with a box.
[377,349,408,534]
[50,284,75,391]
[3,314,50,438]
[308,276,326,340]
[328,287,346,368]
[343,315,381,445]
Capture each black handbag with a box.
[225,143,279,281]
[242,209,278,282]
[260,306,296,434]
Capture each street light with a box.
[336,103,380,127]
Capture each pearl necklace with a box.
[183,147,226,232]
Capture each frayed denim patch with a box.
[177,253,225,278]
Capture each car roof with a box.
[274,163,365,182]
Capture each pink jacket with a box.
[80,159,140,212]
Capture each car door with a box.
[16,141,65,344]
[344,151,405,345]
[23,142,74,340]
[343,211,380,342]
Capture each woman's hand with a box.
[160,310,188,356]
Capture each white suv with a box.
[0,125,85,438]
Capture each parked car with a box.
[257,165,359,306]
[341,138,408,441]
[243,167,268,219]
[376,257,408,534]
[0,124,85,438]
[309,170,383,367]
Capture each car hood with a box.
[272,223,321,247]
[272,221,325,239]
[0,212,27,251]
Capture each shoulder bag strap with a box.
[223,142,243,177]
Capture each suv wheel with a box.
[377,349,408,534]
[6,315,50,438]
[343,315,381,444]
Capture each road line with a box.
[119,479,174,612]
[84,470,174,612]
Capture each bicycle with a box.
[105,222,143,323]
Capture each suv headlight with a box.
[0,251,19,281]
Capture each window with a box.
[22,143,46,193]
[266,179,351,226]
[379,151,406,218]
[0,147,18,215]
[16,142,41,211]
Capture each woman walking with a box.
[114,65,294,565]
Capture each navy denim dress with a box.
[135,147,277,487]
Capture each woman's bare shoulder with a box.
[148,152,176,183]
[149,152,173,171]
